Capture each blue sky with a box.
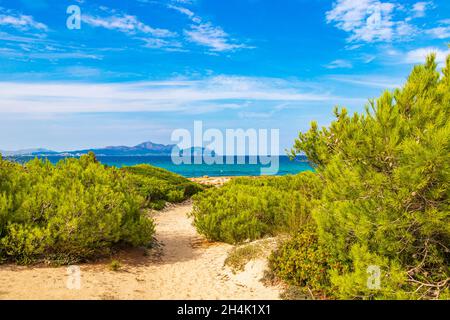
[0,0,449,152]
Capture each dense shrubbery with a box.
[123,164,203,209]
[288,54,450,299]
[191,172,321,243]
[0,153,153,263]
[269,227,336,298]
[192,54,450,299]
[0,154,202,264]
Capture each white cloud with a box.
[0,43,102,61]
[82,6,252,53]
[168,5,195,19]
[411,1,432,18]
[140,37,186,52]
[0,8,47,31]
[326,0,415,43]
[425,18,450,39]
[426,26,450,39]
[174,0,195,4]
[325,59,353,69]
[327,75,403,89]
[0,31,49,44]
[404,47,450,65]
[168,4,251,52]
[238,103,289,119]
[82,13,176,38]
[361,54,376,63]
[184,22,251,52]
[0,76,346,114]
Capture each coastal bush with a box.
[269,227,335,298]
[288,53,450,299]
[191,172,321,243]
[191,53,450,299]
[0,153,155,264]
[123,164,203,208]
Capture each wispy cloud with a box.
[325,0,417,43]
[184,22,251,52]
[324,59,353,69]
[168,4,196,19]
[426,26,450,39]
[0,76,345,114]
[0,7,47,31]
[327,74,404,89]
[0,7,107,61]
[80,8,185,52]
[168,3,252,52]
[425,19,450,39]
[238,103,289,119]
[82,13,176,38]
[0,34,103,61]
[140,37,185,51]
[411,1,432,18]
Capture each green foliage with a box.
[269,227,335,297]
[191,172,321,243]
[328,244,410,300]
[0,153,155,264]
[191,53,450,299]
[123,164,203,208]
[289,54,450,299]
[109,259,122,271]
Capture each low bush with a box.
[287,54,449,299]
[191,172,321,243]
[269,227,335,298]
[109,259,122,271]
[123,164,203,208]
[0,153,155,264]
[191,54,450,299]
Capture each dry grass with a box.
[224,237,280,274]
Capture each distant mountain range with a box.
[0,148,55,157]
[1,141,211,157]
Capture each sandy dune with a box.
[0,203,281,300]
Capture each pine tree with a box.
[291,53,450,299]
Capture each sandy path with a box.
[0,203,280,300]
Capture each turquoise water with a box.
[10,155,312,178]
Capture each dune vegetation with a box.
[192,54,450,299]
[0,153,203,264]
[123,164,204,210]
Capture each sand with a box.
[0,202,281,300]
[188,176,233,186]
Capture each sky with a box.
[0,0,449,152]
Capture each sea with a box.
[9,155,313,178]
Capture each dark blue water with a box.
[9,155,312,178]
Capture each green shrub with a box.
[190,53,450,299]
[269,228,334,297]
[123,164,203,208]
[290,54,450,299]
[167,189,185,203]
[0,153,155,264]
[191,172,320,243]
[109,259,122,271]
